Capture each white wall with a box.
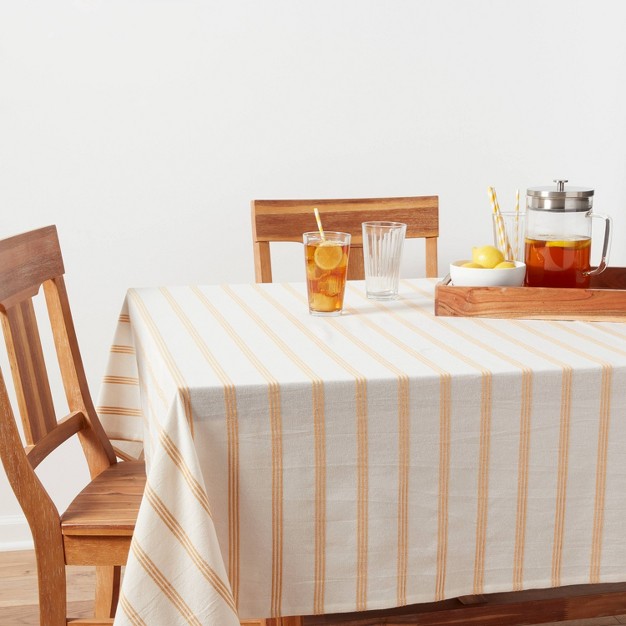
[1,0,625,549]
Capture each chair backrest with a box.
[251,196,439,282]
[0,226,116,531]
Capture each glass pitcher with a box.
[524,179,611,288]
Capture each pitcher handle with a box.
[584,213,612,276]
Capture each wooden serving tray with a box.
[435,267,626,322]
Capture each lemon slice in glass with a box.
[314,242,343,270]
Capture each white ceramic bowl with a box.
[450,260,526,287]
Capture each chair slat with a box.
[347,247,365,281]
[2,300,57,443]
[44,277,116,474]
[252,196,439,244]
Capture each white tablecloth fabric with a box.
[97,279,626,625]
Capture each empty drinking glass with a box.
[362,221,406,300]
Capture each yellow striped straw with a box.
[313,207,326,241]
[488,187,514,260]
[514,189,520,260]
[488,186,506,253]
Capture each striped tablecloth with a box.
[98,279,626,625]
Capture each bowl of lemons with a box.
[450,245,526,287]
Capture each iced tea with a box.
[524,236,591,288]
[303,232,351,316]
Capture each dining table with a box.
[97,277,626,625]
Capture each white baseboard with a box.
[0,514,33,551]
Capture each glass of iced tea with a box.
[303,231,351,316]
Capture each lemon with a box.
[461,262,484,268]
[472,245,505,269]
[314,241,343,270]
[546,239,590,249]
[494,261,516,269]
[310,292,338,312]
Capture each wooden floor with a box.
[2,549,626,626]
[0,549,94,625]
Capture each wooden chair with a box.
[251,196,439,283]
[0,226,145,626]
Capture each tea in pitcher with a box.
[524,236,591,288]
[524,180,612,289]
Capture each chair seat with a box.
[61,461,145,536]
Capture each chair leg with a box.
[36,546,67,626]
[95,565,122,618]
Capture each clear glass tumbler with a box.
[492,211,525,261]
[362,221,406,300]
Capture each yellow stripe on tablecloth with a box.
[591,365,612,582]
[514,371,533,590]
[475,372,492,593]
[403,281,534,591]
[119,313,131,323]
[130,291,194,436]
[160,287,241,605]
[356,380,368,612]
[102,375,139,385]
[119,592,148,626]
[397,375,410,606]
[145,484,237,613]
[572,323,626,356]
[158,429,213,518]
[226,284,328,615]
[132,541,204,626]
[349,286,493,597]
[265,284,370,611]
[437,375,451,602]
[131,539,202,626]
[192,285,284,618]
[128,330,174,456]
[111,344,135,354]
[131,335,206,500]
[97,405,143,417]
[133,332,170,409]
[314,388,326,614]
[554,367,572,586]
[588,323,626,343]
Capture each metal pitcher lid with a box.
[527,179,594,211]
